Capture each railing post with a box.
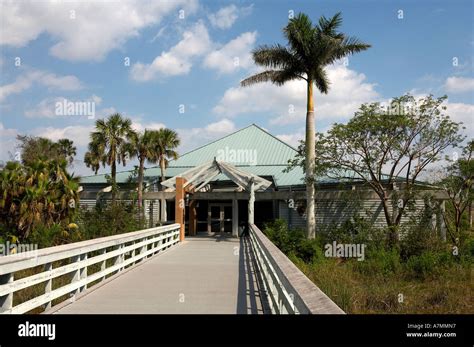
[131,241,136,264]
[0,273,14,313]
[141,238,147,260]
[70,255,81,300]
[100,248,106,281]
[44,263,52,310]
[115,245,123,272]
[79,253,87,292]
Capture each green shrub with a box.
[263,219,324,263]
[405,251,439,279]
[355,247,401,276]
[77,203,146,240]
[319,216,388,250]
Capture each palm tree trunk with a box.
[137,156,145,211]
[160,156,166,182]
[306,80,316,239]
[111,160,117,205]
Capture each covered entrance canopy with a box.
[161,160,272,237]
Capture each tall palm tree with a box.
[128,129,161,211]
[241,12,370,238]
[152,128,180,223]
[84,113,134,204]
[153,128,180,182]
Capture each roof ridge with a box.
[250,123,299,152]
[80,124,299,180]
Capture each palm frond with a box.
[253,44,296,69]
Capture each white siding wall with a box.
[278,199,427,230]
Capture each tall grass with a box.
[263,219,474,314]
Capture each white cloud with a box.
[444,76,474,93]
[203,31,257,74]
[213,64,379,125]
[33,125,93,147]
[445,101,474,135]
[176,119,236,152]
[0,0,199,61]
[276,132,304,148]
[131,121,166,133]
[0,122,18,161]
[0,69,82,102]
[24,94,102,118]
[208,4,253,29]
[131,21,212,81]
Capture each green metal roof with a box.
[80,124,306,187]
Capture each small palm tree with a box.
[84,113,134,204]
[153,128,180,183]
[241,12,370,238]
[128,129,161,211]
[56,139,77,166]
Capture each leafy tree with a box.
[289,94,464,244]
[440,140,474,241]
[0,159,79,241]
[241,12,370,239]
[16,135,77,166]
[84,113,135,204]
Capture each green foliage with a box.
[287,94,465,237]
[405,251,440,279]
[16,135,76,166]
[320,216,388,249]
[28,223,81,248]
[0,159,79,241]
[241,12,370,91]
[355,248,401,276]
[263,220,323,263]
[76,203,146,240]
[439,139,474,241]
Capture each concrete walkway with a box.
[54,235,265,314]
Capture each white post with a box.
[0,273,13,313]
[79,253,87,292]
[232,198,239,237]
[160,199,167,222]
[44,262,52,310]
[248,179,255,225]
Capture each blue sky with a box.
[0,0,473,176]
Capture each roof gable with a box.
[170,124,297,167]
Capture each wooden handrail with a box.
[0,223,181,314]
[248,224,344,314]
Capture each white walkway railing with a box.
[0,223,180,314]
[248,224,344,314]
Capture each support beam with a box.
[175,177,186,241]
[248,179,255,225]
[232,199,238,237]
[189,200,197,236]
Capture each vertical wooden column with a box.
[189,200,197,236]
[175,177,186,241]
[232,198,239,237]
